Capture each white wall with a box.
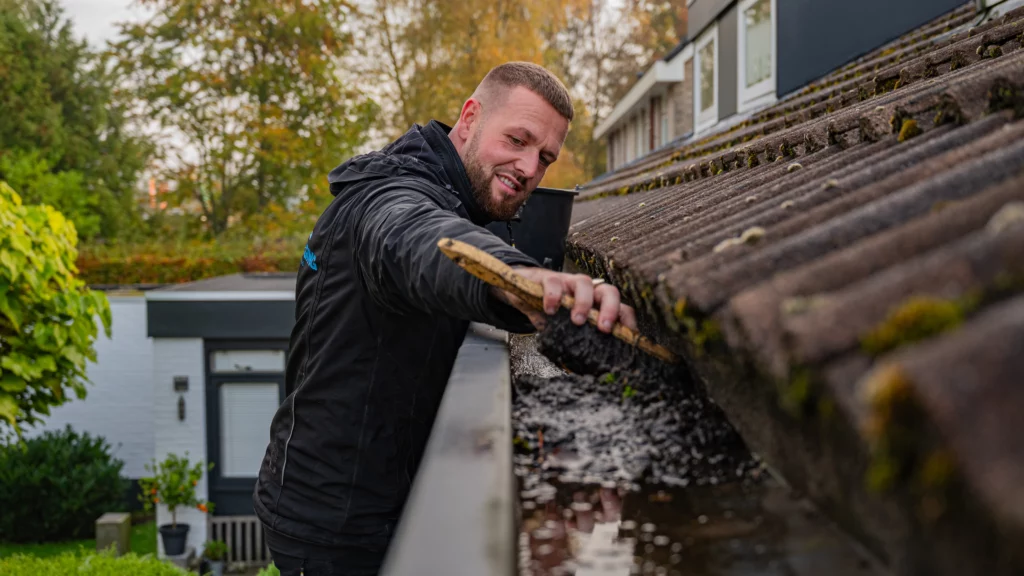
[27,296,155,478]
[152,337,208,556]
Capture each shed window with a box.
[211,349,285,373]
[220,382,280,478]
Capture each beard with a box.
[463,134,524,221]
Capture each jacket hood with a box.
[327,120,493,225]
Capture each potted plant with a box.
[203,539,229,576]
[139,452,214,556]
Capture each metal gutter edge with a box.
[380,323,516,576]
[145,291,295,301]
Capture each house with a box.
[31,273,294,562]
[25,292,156,489]
[146,273,293,559]
[595,0,968,165]
[594,40,694,173]
[567,0,1024,574]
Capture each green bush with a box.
[0,549,186,575]
[138,452,213,528]
[0,182,112,438]
[0,426,127,543]
[76,237,303,286]
[256,563,280,576]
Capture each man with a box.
[254,62,636,576]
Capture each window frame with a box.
[693,24,719,134]
[737,0,778,113]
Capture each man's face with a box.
[461,86,569,221]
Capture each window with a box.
[661,108,669,146]
[699,41,715,112]
[220,382,280,477]
[694,24,718,132]
[635,115,644,157]
[211,349,285,373]
[738,0,777,111]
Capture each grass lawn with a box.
[0,521,157,558]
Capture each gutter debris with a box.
[509,315,881,575]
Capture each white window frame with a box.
[660,99,670,147]
[737,0,778,113]
[693,24,719,134]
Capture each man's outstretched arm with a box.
[353,186,635,333]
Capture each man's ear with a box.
[457,98,483,140]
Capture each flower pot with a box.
[159,523,190,556]
[208,560,225,576]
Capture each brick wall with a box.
[28,296,155,479]
[152,337,208,556]
[674,57,695,137]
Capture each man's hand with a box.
[491,267,638,333]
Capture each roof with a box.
[148,272,296,300]
[593,42,692,140]
[567,2,1024,572]
[661,37,690,62]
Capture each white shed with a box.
[145,273,295,558]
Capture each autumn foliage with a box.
[76,249,299,286]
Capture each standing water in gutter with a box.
[511,311,881,576]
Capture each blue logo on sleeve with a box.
[301,233,318,271]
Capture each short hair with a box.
[476,62,574,122]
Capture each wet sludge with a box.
[509,314,881,576]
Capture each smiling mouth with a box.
[496,174,521,195]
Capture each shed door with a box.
[205,343,287,516]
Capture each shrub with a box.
[202,539,228,561]
[138,452,213,528]
[0,426,127,543]
[76,238,302,286]
[256,563,280,576]
[0,549,187,575]
[0,182,112,439]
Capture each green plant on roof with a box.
[622,385,637,400]
[860,295,972,356]
[600,372,617,384]
[897,119,922,142]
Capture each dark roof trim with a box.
[147,300,296,339]
[662,38,691,62]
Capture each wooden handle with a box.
[438,238,677,364]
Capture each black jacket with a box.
[253,121,537,551]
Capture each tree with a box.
[357,0,685,187]
[0,182,112,440]
[544,0,686,178]
[358,0,561,133]
[112,0,378,235]
[0,0,152,240]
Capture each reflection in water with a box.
[509,334,882,576]
[517,477,881,576]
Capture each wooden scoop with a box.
[438,238,677,364]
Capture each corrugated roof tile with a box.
[565,3,1024,573]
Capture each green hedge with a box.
[0,427,127,543]
[77,253,299,285]
[0,549,186,575]
[76,237,305,285]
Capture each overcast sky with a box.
[60,0,150,46]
